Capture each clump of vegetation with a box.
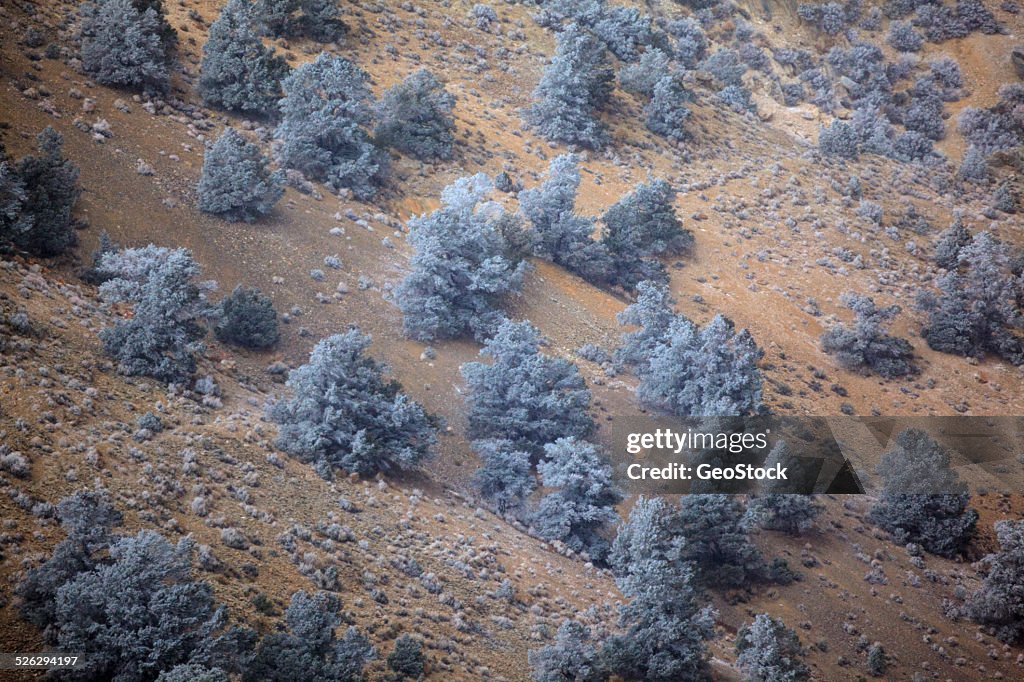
[374,70,456,161]
[821,293,917,378]
[213,286,280,350]
[736,614,810,682]
[966,519,1024,643]
[197,128,284,222]
[80,0,172,92]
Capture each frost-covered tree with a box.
[518,154,613,284]
[638,314,764,417]
[269,330,437,478]
[214,285,279,349]
[614,279,677,371]
[819,120,859,158]
[604,497,716,681]
[821,292,916,378]
[157,665,231,682]
[746,442,823,535]
[888,20,924,51]
[619,48,670,97]
[198,0,289,116]
[27,528,244,682]
[80,0,171,92]
[8,128,80,257]
[645,75,691,142]
[472,439,536,515]
[676,494,764,587]
[529,620,608,682]
[669,17,707,68]
[601,179,693,290]
[701,49,747,87]
[275,53,387,200]
[197,128,284,222]
[374,70,456,161]
[0,161,30,249]
[867,428,977,557]
[736,614,810,682]
[386,635,425,680]
[252,0,347,41]
[920,231,1024,364]
[462,319,594,455]
[592,6,655,62]
[98,246,209,383]
[525,24,613,149]
[245,591,374,682]
[933,217,971,269]
[394,174,528,341]
[532,437,621,561]
[966,520,1024,643]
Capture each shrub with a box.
[966,519,1024,643]
[903,93,945,140]
[532,437,621,561]
[867,644,888,676]
[472,4,498,29]
[867,428,978,557]
[387,635,425,679]
[601,180,693,290]
[920,231,1024,363]
[819,120,859,159]
[993,182,1017,213]
[158,665,230,682]
[461,319,594,455]
[529,620,608,682]
[0,161,30,249]
[80,0,170,92]
[957,0,1000,33]
[700,49,747,87]
[638,314,764,417]
[645,75,692,142]
[374,70,456,161]
[821,292,917,378]
[245,591,374,682]
[6,129,79,257]
[253,0,347,41]
[614,279,677,371]
[668,17,707,68]
[214,285,279,349]
[618,48,670,97]
[394,174,527,341]
[97,246,209,383]
[525,24,613,149]
[592,6,655,62]
[604,497,716,681]
[747,494,822,535]
[275,53,387,200]
[197,128,284,222]
[199,0,289,116]
[958,145,989,182]
[472,439,536,514]
[269,330,437,478]
[716,85,755,113]
[676,494,764,587]
[518,154,614,284]
[888,20,924,51]
[736,614,810,682]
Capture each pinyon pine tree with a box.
[736,614,810,682]
[80,0,171,92]
[614,279,677,371]
[966,519,1024,643]
[199,0,289,116]
[197,128,284,222]
[676,494,764,587]
[269,330,437,478]
[395,174,528,341]
[214,285,279,349]
[472,439,536,515]
[374,70,456,161]
[821,292,917,378]
[8,128,80,257]
[275,53,387,200]
[461,319,594,455]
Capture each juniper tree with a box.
[529,620,608,682]
[819,120,860,158]
[197,128,284,222]
[518,154,614,284]
[213,285,279,349]
[0,161,30,249]
[525,24,613,149]
[614,279,677,371]
[966,519,1024,643]
[461,319,594,455]
[701,48,747,87]
[618,48,671,97]
[394,174,527,341]
[532,437,621,561]
[98,246,209,383]
[374,70,456,161]
[158,665,231,682]
[676,494,764,587]
[386,635,425,680]
[198,0,289,116]
[645,75,691,142]
[867,428,978,557]
[821,292,917,378]
[275,53,387,200]
[601,179,693,290]
[252,0,347,41]
[746,441,823,535]
[638,314,764,417]
[920,231,1024,363]
[669,17,707,68]
[736,614,810,682]
[592,6,655,62]
[80,0,171,92]
[604,497,716,681]
[269,330,437,478]
[10,128,80,257]
[471,439,536,515]
[933,216,971,269]
[245,591,374,682]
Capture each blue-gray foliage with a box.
[821,292,917,377]
[269,330,437,478]
[966,520,1024,643]
[214,285,280,349]
[6,128,80,257]
[80,0,170,92]
[645,76,692,142]
[736,614,810,682]
[197,128,284,222]
[374,70,456,161]
[472,438,536,515]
